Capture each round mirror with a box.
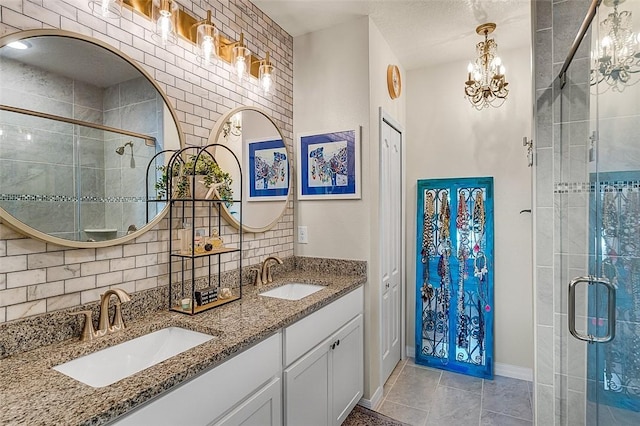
[209,107,290,233]
[0,30,183,247]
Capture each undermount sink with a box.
[53,327,215,388]
[259,283,325,300]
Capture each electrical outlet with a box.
[298,226,308,244]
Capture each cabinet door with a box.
[331,314,363,425]
[213,378,281,426]
[284,340,331,426]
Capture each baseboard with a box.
[495,363,533,381]
[405,346,532,381]
[358,386,383,410]
[405,345,414,358]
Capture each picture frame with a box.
[194,227,207,244]
[247,137,289,201]
[296,127,361,200]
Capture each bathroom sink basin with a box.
[53,327,215,388]
[259,283,324,300]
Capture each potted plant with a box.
[156,154,233,201]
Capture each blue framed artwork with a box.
[296,128,361,200]
[247,138,289,201]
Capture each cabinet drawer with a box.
[112,332,281,426]
[284,286,363,366]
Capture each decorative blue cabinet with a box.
[415,177,494,379]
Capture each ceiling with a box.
[252,0,531,70]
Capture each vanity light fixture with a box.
[118,0,275,90]
[88,0,123,19]
[258,51,275,95]
[464,23,509,110]
[195,10,218,66]
[152,0,178,47]
[232,33,251,82]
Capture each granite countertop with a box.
[0,270,365,426]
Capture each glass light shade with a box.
[259,52,275,94]
[88,0,122,19]
[232,34,250,82]
[152,0,178,47]
[197,22,218,66]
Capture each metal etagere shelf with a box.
[146,144,243,315]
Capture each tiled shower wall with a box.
[0,0,294,323]
[534,0,591,424]
[102,76,163,234]
[0,57,104,239]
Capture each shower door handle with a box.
[568,276,616,344]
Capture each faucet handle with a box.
[266,264,274,283]
[251,268,262,286]
[111,303,126,332]
[70,310,96,342]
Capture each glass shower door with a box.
[559,1,640,424]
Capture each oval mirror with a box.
[0,30,183,247]
[209,107,290,233]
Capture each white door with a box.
[381,114,403,383]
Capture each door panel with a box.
[381,117,402,383]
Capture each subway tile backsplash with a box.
[0,0,294,323]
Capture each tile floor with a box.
[374,359,533,426]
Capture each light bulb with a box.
[494,56,502,67]
[201,36,215,65]
[500,65,506,75]
[157,12,172,46]
[235,56,246,80]
[89,0,121,19]
[261,73,272,93]
[467,62,474,73]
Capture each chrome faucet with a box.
[71,288,132,342]
[253,256,283,286]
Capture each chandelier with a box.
[464,23,509,110]
[591,0,640,92]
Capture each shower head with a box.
[115,141,134,155]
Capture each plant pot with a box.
[191,176,210,199]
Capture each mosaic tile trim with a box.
[0,194,147,202]
[554,181,640,194]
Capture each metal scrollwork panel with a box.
[416,177,494,379]
[588,173,640,411]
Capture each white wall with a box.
[293,16,406,401]
[406,46,534,370]
[293,17,371,261]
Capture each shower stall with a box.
[534,0,640,424]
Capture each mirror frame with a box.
[209,106,291,233]
[0,29,185,248]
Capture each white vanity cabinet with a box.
[109,286,364,426]
[284,287,364,426]
[111,333,282,426]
